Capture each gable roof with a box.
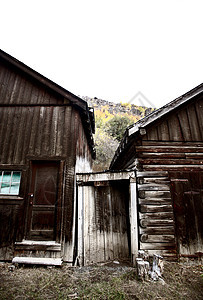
[0,49,95,158]
[110,83,203,168]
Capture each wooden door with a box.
[27,161,60,241]
[170,171,203,254]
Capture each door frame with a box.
[76,170,138,266]
[25,159,64,242]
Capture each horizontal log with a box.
[140,234,175,243]
[138,184,170,191]
[137,171,168,177]
[139,226,175,235]
[140,205,173,213]
[146,250,177,257]
[140,242,176,250]
[139,191,171,199]
[140,219,174,228]
[139,159,203,165]
[143,165,203,170]
[141,141,203,147]
[170,179,189,182]
[139,212,174,220]
[138,152,186,158]
[138,177,169,184]
[139,198,172,205]
[186,153,203,159]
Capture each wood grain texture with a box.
[80,181,130,265]
[0,56,94,262]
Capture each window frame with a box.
[0,170,22,196]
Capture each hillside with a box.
[81,96,155,171]
[82,96,154,119]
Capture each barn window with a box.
[0,171,21,195]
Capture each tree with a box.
[105,115,134,142]
[93,128,119,171]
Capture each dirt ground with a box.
[0,260,202,299]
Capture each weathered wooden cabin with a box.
[76,170,137,265]
[1,49,202,266]
[110,84,203,261]
[0,50,95,264]
[76,85,203,266]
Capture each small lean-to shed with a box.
[110,84,203,260]
[0,49,95,264]
[76,170,138,266]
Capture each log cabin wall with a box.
[110,91,203,260]
[136,170,176,259]
[135,97,203,258]
[0,54,94,261]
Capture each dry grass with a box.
[0,260,202,299]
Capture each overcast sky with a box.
[1,1,203,108]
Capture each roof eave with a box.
[0,49,96,158]
[129,83,203,136]
[110,83,203,169]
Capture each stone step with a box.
[12,256,62,266]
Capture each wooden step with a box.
[15,240,61,251]
[14,240,62,259]
[12,256,62,266]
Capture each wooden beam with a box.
[129,178,138,265]
[143,165,203,170]
[140,219,174,228]
[140,242,176,250]
[137,171,168,177]
[139,226,175,235]
[77,171,135,183]
[140,234,175,243]
[140,205,173,213]
[139,159,203,165]
[139,212,174,219]
[138,184,170,191]
[12,257,62,266]
[77,185,84,266]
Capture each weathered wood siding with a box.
[170,171,203,256]
[0,57,93,261]
[135,99,203,257]
[77,179,130,265]
[0,59,63,105]
[143,98,202,142]
[111,95,203,259]
[135,141,203,171]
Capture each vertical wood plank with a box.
[187,104,201,141]
[178,109,192,141]
[83,186,89,265]
[157,120,170,141]
[195,99,203,140]
[20,107,34,164]
[168,114,183,141]
[130,178,138,265]
[28,106,40,156]
[89,186,97,263]
[147,127,158,140]
[77,185,84,266]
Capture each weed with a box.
[0,262,203,299]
